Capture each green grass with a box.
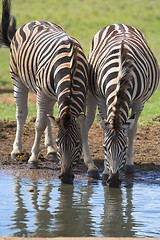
[139,87,160,125]
[0,103,36,120]
[1,88,160,125]
[0,0,160,124]
[0,98,59,121]
[0,48,10,87]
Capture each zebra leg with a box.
[28,92,51,168]
[44,101,57,160]
[126,108,142,173]
[81,90,99,179]
[11,80,28,160]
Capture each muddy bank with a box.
[0,119,160,180]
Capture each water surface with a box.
[0,170,160,237]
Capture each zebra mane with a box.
[69,41,78,100]
[60,104,71,130]
[60,41,78,129]
[70,42,78,80]
[108,40,134,131]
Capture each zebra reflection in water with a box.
[11,178,136,237]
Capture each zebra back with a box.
[9,21,88,125]
[88,24,159,129]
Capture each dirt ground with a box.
[0,92,160,179]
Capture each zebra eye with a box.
[56,139,60,147]
[124,145,128,151]
[103,142,109,149]
[103,143,107,149]
[75,141,80,147]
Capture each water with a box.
[0,170,160,238]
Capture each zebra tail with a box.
[1,0,12,47]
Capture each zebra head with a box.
[48,113,84,184]
[97,114,134,187]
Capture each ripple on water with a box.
[0,171,160,237]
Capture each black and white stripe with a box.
[1,0,98,183]
[85,23,159,186]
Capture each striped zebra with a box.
[1,0,98,183]
[83,24,159,187]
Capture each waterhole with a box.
[0,170,160,238]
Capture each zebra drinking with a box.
[1,0,98,183]
[83,24,159,187]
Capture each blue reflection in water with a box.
[0,171,160,237]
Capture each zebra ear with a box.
[47,114,60,127]
[123,114,135,130]
[96,114,108,130]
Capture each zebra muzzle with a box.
[107,171,122,188]
[59,172,75,184]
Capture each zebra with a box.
[82,24,160,187]
[1,0,98,183]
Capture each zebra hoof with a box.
[28,162,39,169]
[102,173,109,184]
[47,152,57,161]
[10,153,20,160]
[125,164,135,174]
[88,170,100,179]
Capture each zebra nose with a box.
[59,172,75,184]
[107,171,122,188]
